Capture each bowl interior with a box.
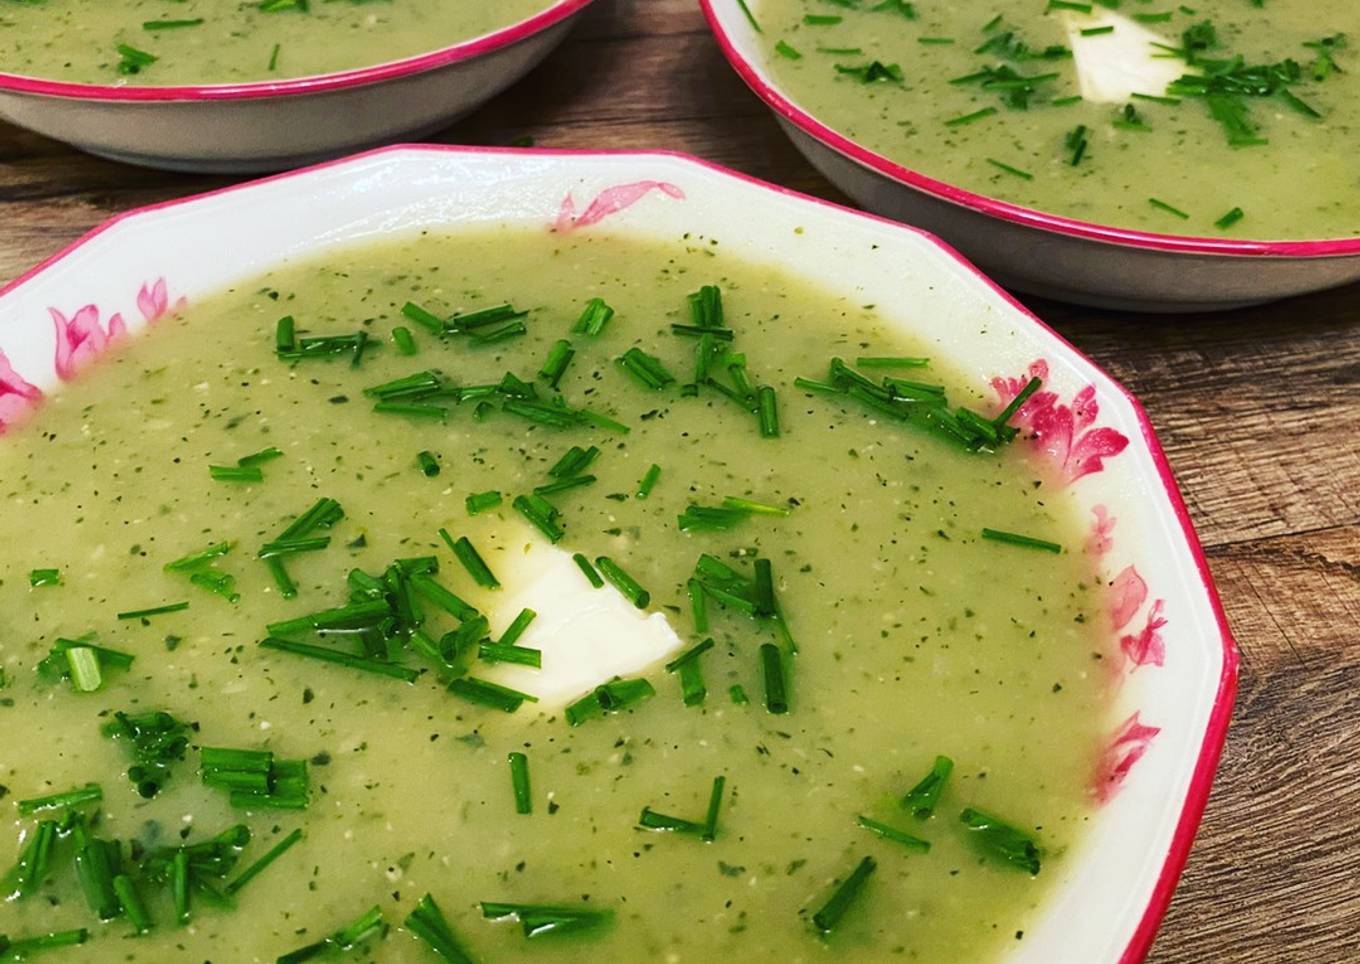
[0,146,1235,963]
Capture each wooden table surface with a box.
[2,1,1357,960]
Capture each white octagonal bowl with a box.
[0,0,594,174]
[701,0,1360,313]
[0,145,1237,962]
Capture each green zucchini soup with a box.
[0,0,556,86]
[0,228,1113,962]
[752,0,1358,239]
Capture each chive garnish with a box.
[539,339,576,388]
[775,40,803,60]
[392,325,418,355]
[401,301,446,334]
[498,608,537,647]
[594,556,649,608]
[259,637,419,682]
[209,464,263,483]
[225,828,303,896]
[443,533,499,589]
[760,643,789,714]
[811,856,877,933]
[986,158,1035,179]
[687,579,708,632]
[980,528,1062,553]
[142,17,204,29]
[1214,206,1245,229]
[374,400,447,421]
[406,893,475,963]
[508,752,532,814]
[857,815,931,852]
[959,808,1042,873]
[0,930,89,957]
[113,874,153,933]
[729,684,750,705]
[1066,124,1090,164]
[637,808,705,833]
[548,444,599,479]
[1080,24,1115,35]
[416,450,441,477]
[572,553,604,588]
[571,297,615,336]
[617,347,677,390]
[17,783,102,817]
[945,106,998,126]
[277,906,386,964]
[102,710,193,799]
[513,494,565,543]
[636,463,662,499]
[409,573,478,620]
[533,475,596,497]
[734,0,761,32]
[2,819,58,900]
[902,755,954,817]
[466,490,503,515]
[757,386,780,438]
[64,647,101,692]
[803,14,841,24]
[117,601,189,621]
[1148,197,1191,219]
[480,902,614,939]
[448,677,539,713]
[703,776,726,841]
[664,637,714,706]
[116,43,158,75]
[27,567,60,588]
[478,642,542,668]
[564,677,655,726]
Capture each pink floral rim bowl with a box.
[0,145,1237,962]
[701,0,1360,313]
[0,0,595,174]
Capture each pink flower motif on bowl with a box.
[554,180,686,233]
[0,349,42,435]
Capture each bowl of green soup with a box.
[703,0,1360,311]
[0,145,1235,962]
[0,0,594,173]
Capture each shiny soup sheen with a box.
[0,229,1112,963]
[754,0,1358,239]
[0,0,555,85]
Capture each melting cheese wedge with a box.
[472,526,686,709]
[1066,10,1188,104]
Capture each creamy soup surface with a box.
[0,228,1113,963]
[754,0,1359,239]
[0,0,556,85]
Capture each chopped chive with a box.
[237,447,283,468]
[416,450,441,478]
[259,637,419,682]
[722,495,791,516]
[945,107,998,127]
[268,42,280,69]
[729,684,750,705]
[116,42,158,74]
[857,815,931,852]
[171,849,191,925]
[209,464,263,483]
[2,819,58,900]
[478,642,542,668]
[17,783,102,817]
[753,559,776,617]
[1,930,90,956]
[1051,94,1083,105]
[513,494,564,543]
[902,755,954,818]
[757,386,780,438]
[775,39,803,59]
[687,579,708,632]
[498,608,537,647]
[636,463,662,499]
[225,828,303,896]
[703,776,726,841]
[113,874,153,933]
[572,553,604,588]
[548,444,599,479]
[508,752,532,814]
[1081,24,1115,35]
[986,158,1035,179]
[277,906,386,964]
[480,902,614,939]
[539,339,576,388]
[1215,206,1245,229]
[401,301,446,334]
[992,376,1042,431]
[919,36,955,44]
[466,490,503,515]
[980,528,1062,553]
[409,573,478,620]
[671,324,735,340]
[392,326,418,355]
[444,533,499,589]
[665,638,714,707]
[571,297,615,336]
[65,647,102,693]
[577,407,630,435]
[533,475,596,497]
[1148,197,1190,219]
[448,677,538,713]
[257,536,331,559]
[28,568,60,587]
[637,808,705,833]
[117,601,189,621]
[735,0,761,32]
[811,856,876,933]
[760,643,788,714]
[470,321,527,346]
[855,356,929,368]
[406,893,474,963]
[564,677,655,726]
[617,347,677,390]
[450,304,526,332]
[803,13,841,24]
[595,556,649,608]
[959,807,1042,874]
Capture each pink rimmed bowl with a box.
[0,145,1236,962]
[700,0,1360,312]
[0,0,594,174]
